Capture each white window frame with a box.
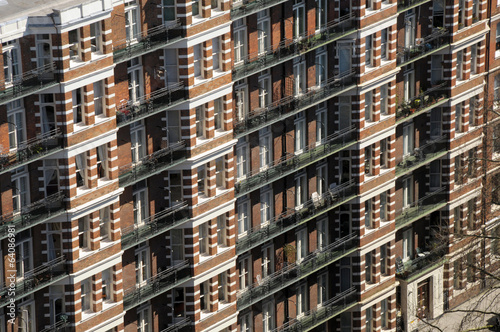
[78,216,90,251]
[316,104,327,144]
[236,138,249,180]
[81,278,92,313]
[11,167,29,214]
[297,283,308,317]
[133,186,149,227]
[257,10,270,55]
[16,235,33,279]
[317,218,328,250]
[235,80,248,120]
[317,273,328,307]
[238,199,250,236]
[135,246,150,287]
[171,229,185,262]
[260,187,273,225]
[163,0,176,22]
[430,160,441,189]
[130,120,146,163]
[316,163,327,196]
[2,41,21,85]
[137,305,151,332]
[217,214,227,247]
[199,222,209,256]
[296,228,308,262]
[261,244,274,279]
[294,112,306,153]
[315,49,328,87]
[403,177,413,209]
[295,173,307,209]
[40,94,56,134]
[239,256,252,290]
[258,72,272,108]
[125,1,140,42]
[233,19,247,64]
[128,57,143,104]
[293,59,306,96]
[259,127,272,170]
[263,300,275,332]
[403,228,413,261]
[316,0,327,30]
[403,123,414,157]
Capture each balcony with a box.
[234,71,356,138]
[396,136,448,178]
[397,0,432,12]
[396,245,447,281]
[235,126,356,198]
[0,256,67,308]
[0,62,58,105]
[39,319,69,332]
[396,82,448,124]
[397,28,449,67]
[231,0,288,19]
[119,141,186,187]
[237,233,357,310]
[0,128,63,175]
[160,318,192,332]
[121,202,189,250]
[271,287,357,332]
[396,187,447,230]
[232,13,356,81]
[0,192,66,241]
[236,180,357,254]
[116,83,186,127]
[113,20,184,64]
[124,260,191,310]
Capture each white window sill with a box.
[195,129,230,147]
[196,188,231,206]
[199,301,233,322]
[193,69,230,87]
[72,115,113,134]
[75,178,116,198]
[80,301,120,324]
[78,238,119,261]
[198,245,232,266]
[496,49,500,59]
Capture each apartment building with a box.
[0,0,499,331]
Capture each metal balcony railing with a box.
[234,70,356,138]
[396,245,447,281]
[235,126,356,198]
[0,192,65,240]
[396,82,448,124]
[121,202,189,250]
[0,62,58,105]
[113,20,184,64]
[396,187,447,230]
[271,287,357,332]
[397,0,432,12]
[230,0,289,19]
[236,180,357,254]
[124,260,191,310]
[0,256,67,307]
[119,141,186,187]
[116,83,186,127]
[0,128,63,175]
[237,234,356,310]
[397,28,449,66]
[39,318,70,332]
[396,136,448,178]
[232,13,356,81]
[160,318,192,332]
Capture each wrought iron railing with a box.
[234,70,356,137]
[395,187,447,230]
[113,20,184,64]
[0,256,67,307]
[124,260,191,310]
[396,245,447,280]
[0,62,58,104]
[119,141,186,187]
[237,234,356,310]
[0,128,63,175]
[232,13,356,81]
[160,318,192,332]
[116,83,186,127]
[396,82,448,123]
[397,0,432,11]
[396,136,448,178]
[39,318,70,332]
[230,0,289,19]
[0,192,65,240]
[270,287,357,332]
[121,202,189,250]
[397,28,449,66]
[235,126,356,197]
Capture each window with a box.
[239,256,252,289]
[365,200,372,228]
[240,313,252,332]
[214,98,223,131]
[380,138,388,168]
[365,35,372,66]
[81,279,91,312]
[339,96,352,129]
[168,171,183,206]
[293,3,305,39]
[492,226,500,256]
[405,12,415,47]
[317,273,327,306]
[130,120,146,163]
[2,41,21,84]
[471,44,478,74]
[468,148,477,178]
[316,0,327,29]
[128,58,143,103]
[455,103,463,133]
[215,157,225,188]
[40,94,56,134]
[262,245,274,278]
[173,288,185,318]
[380,85,388,115]
[454,260,462,289]
[403,177,413,209]
[365,91,373,122]
[340,257,351,291]
[72,88,83,125]
[193,44,202,78]
[316,48,327,87]
[365,146,372,175]
[381,298,388,328]
[381,29,388,60]
[380,192,387,222]
[15,231,32,278]
[293,59,306,95]
[317,164,327,195]
[78,217,90,251]
[133,184,148,226]
[295,174,307,208]
[96,144,107,179]
[403,228,413,261]
[92,81,104,116]
[197,166,206,195]
[468,199,475,229]
[456,51,463,81]
[238,199,250,235]
[192,0,200,16]
[212,37,221,71]
[455,155,463,185]
[217,215,226,246]
[296,228,308,262]
[171,229,184,261]
[135,246,150,286]
[297,283,308,316]
[495,75,500,105]
[99,207,110,241]
[7,101,25,150]
[68,29,80,60]
[236,139,249,179]
[11,167,29,214]
[469,97,476,127]
[467,252,475,282]
[365,252,372,283]
[233,19,247,64]
[366,307,373,332]
[317,219,328,250]
[47,223,63,261]
[260,188,273,225]
[90,22,102,53]
[403,65,415,100]
[295,112,306,152]
[102,268,112,302]
[430,108,442,137]
[403,123,414,156]
[199,222,209,255]
[316,104,327,143]
[263,301,274,332]
[340,312,351,332]
[430,160,441,189]
[259,128,272,170]
[218,272,227,302]
[257,10,270,55]
[49,290,65,326]
[200,281,209,311]
[433,0,444,27]
[125,1,140,42]
[163,0,176,22]
[164,49,179,86]
[431,55,443,84]
[75,152,87,188]
[458,0,465,26]
[44,160,60,196]
[455,206,463,234]
[137,306,151,332]
[366,0,372,9]
[258,72,271,108]
[338,42,353,76]
[380,244,387,275]
[235,80,248,120]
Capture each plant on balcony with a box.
[412,98,421,109]
[283,244,296,264]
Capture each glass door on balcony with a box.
[11,167,29,214]
[340,257,351,291]
[47,223,63,261]
[338,42,353,77]
[36,34,53,76]
[403,67,415,101]
[44,160,60,196]
[403,228,413,261]
[293,59,306,96]
[339,96,351,129]
[168,171,183,206]
[15,231,32,279]
[130,120,146,163]
[166,110,180,145]
[2,41,20,85]
[340,151,351,184]
[433,0,444,28]
[233,19,247,64]
[41,94,56,134]
[257,10,270,55]
[316,0,327,30]
[164,49,178,87]
[7,100,25,150]
[125,1,140,42]
[135,246,150,287]
[133,186,148,227]
[171,229,184,263]
[293,1,305,39]
[417,280,429,318]
[402,177,413,209]
[296,228,308,262]
[404,11,415,48]
[235,80,248,121]
[403,123,414,157]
